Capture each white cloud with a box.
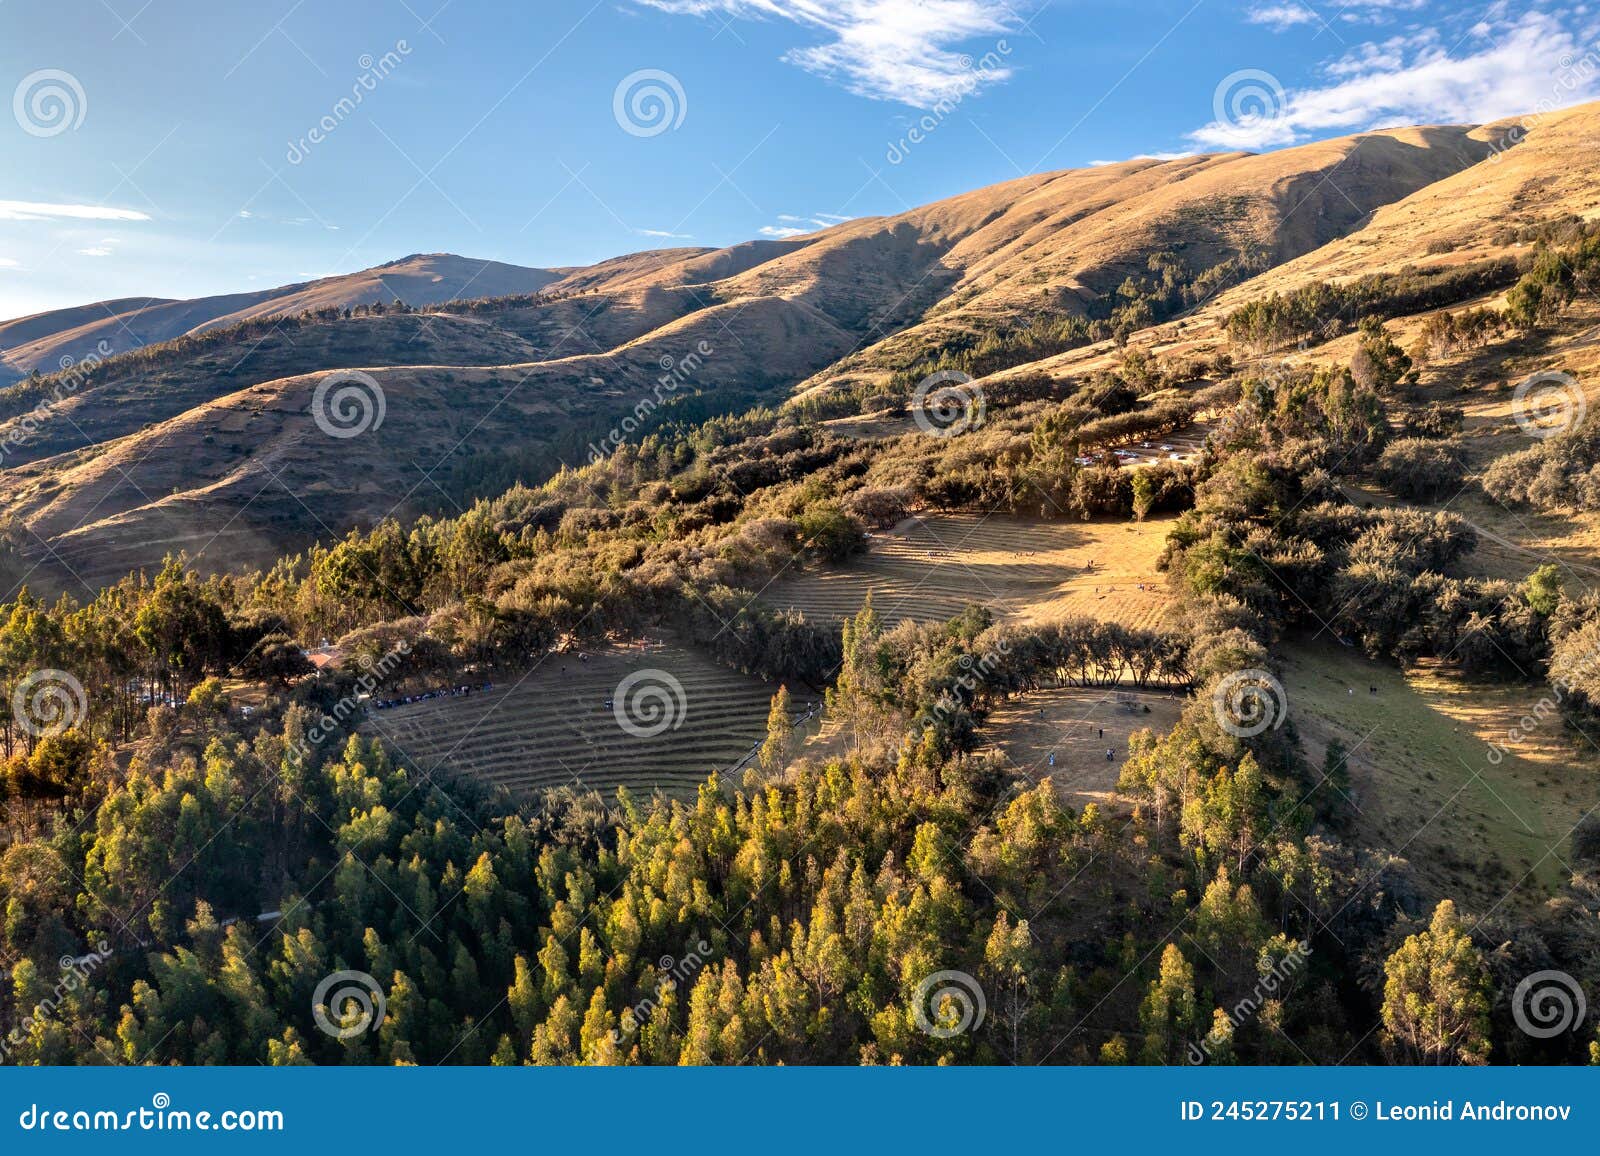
[1088,150,1196,166]
[631,1,1022,107]
[0,258,19,269]
[759,224,808,238]
[637,227,694,238]
[77,247,113,257]
[0,200,151,223]
[1191,9,1599,150]
[1248,0,1424,31]
[1247,4,1317,31]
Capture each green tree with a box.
[1380,900,1492,1065]
[758,685,794,774]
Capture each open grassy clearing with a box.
[977,685,1185,808]
[763,511,1175,630]
[363,635,797,800]
[1279,639,1599,914]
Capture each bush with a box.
[1373,438,1466,501]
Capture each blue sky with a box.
[1,0,1597,320]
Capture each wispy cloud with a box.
[0,200,152,223]
[0,258,20,269]
[1192,9,1598,149]
[631,1,1023,107]
[1247,0,1424,32]
[1088,150,1195,166]
[1247,4,1318,31]
[636,227,694,239]
[759,211,853,238]
[77,247,113,257]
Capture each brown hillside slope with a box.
[0,295,854,589]
[787,124,1494,406]
[0,254,565,384]
[0,109,1566,593]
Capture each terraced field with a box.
[763,511,1174,630]
[978,686,1185,807]
[363,637,794,799]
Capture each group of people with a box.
[369,682,495,711]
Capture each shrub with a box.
[1373,438,1466,501]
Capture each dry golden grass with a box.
[1280,640,1599,913]
[762,511,1175,630]
[978,685,1185,808]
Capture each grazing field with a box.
[763,511,1174,630]
[978,685,1185,807]
[1279,640,1599,913]
[363,637,791,800]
